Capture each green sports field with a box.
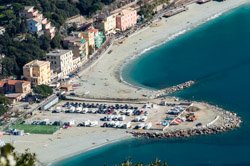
[11,124,59,134]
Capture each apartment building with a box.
[23,60,51,86]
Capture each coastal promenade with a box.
[71,0,249,100]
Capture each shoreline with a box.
[118,1,248,91]
[72,0,250,100]
[48,134,133,166]
[2,1,249,165]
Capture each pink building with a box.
[116,8,137,31]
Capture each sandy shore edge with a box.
[2,1,249,165]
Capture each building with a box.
[0,79,32,104]
[115,8,137,31]
[23,6,37,19]
[43,20,56,39]
[0,26,5,35]
[63,35,89,60]
[65,15,90,28]
[39,95,59,110]
[23,60,51,86]
[94,14,116,35]
[79,27,99,53]
[0,54,5,75]
[27,18,42,33]
[23,6,56,39]
[46,50,77,78]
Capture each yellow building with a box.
[94,14,116,35]
[23,60,51,86]
[79,27,99,54]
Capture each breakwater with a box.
[130,106,242,139]
[155,80,195,98]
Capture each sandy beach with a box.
[3,127,132,165]
[2,0,249,165]
[72,0,249,99]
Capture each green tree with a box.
[33,84,53,97]
[39,34,51,51]
[118,158,168,166]
[0,143,37,166]
[50,32,61,49]
[0,94,10,115]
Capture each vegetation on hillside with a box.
[0,143,37,166]
[0,0,116,77]
[0,94,10,116]
[112,158,168,166]
[0,0,170,77]
[33,84,53,97]
[138,0,170,19]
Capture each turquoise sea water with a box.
[55,3,250,166]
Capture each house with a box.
[46,50,77,78]
[115,8,137,31]
[43,21,56,39]
[63,35,89,60]
[0,26,5,35]
[0,79,32,104]
[94,14,116,35]
[23,6,56,39]
[0,79,31,95]
[23,6,37,19]
[23,60,51,86]
[5,93,23,104]
[27,17,43,33]
[65,15,89,28]
[79,27,99,53]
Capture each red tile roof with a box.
[88,28,98,33]
[0,79,30,86]
[0,81,5,87]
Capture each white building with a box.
[0,26,6,35]
[46,50,78,78]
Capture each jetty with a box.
[155,80,195,98]
[163,6,188,18]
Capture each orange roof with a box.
[88,28,98,33]
[5,80,30,86]
[0,81,5,87]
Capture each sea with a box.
[54,3,250,166]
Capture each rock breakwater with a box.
[130,104,241,139]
